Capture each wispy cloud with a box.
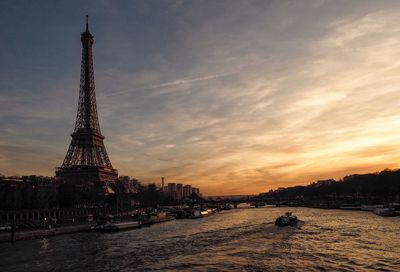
[2,1,400,195]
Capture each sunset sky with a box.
[1,0,400,195]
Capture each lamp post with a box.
[10,184,16,243]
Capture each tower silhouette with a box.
[56,16,118,206]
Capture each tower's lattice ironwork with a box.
[56,16,118,198]
[61,16,113,168]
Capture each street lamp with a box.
[10,184,16,243]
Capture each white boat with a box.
[200,210,209,216]
[373,208,396,217]
[200,209,215,216]
[91,221,141,232]
[361,205,384,211]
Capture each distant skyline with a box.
[2,0,400,195]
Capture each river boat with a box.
[221,204,233,210]
[275,212,298,227]
[339,205,361,210]
[136,211,174,225]
[200,208,217,216]
[91,221,141,232]
[200,210,209,216]
[174,209,190,219]
[361,205,384,211]
[188,210,203,219]
[287,202,300,207]
[250,203,259,208]
[373,207,396,217]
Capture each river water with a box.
[1,207,399,271]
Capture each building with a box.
[167,183,176,193]
[161,181,202,201]
[192,187,200,196]
[176,183,183,200]
[55,16,118,207]
[167,182,177,199]
[0,176,58,210]
[183,185,192,199]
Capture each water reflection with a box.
[40,238,49,250]
[0,207,399,271]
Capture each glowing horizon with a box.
[1,1,400,196]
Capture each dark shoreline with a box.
[2,205,398,244]
[0,224,92,243]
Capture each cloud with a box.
[2,1,400,195]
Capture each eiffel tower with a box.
[56,16,118,206]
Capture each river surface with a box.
[1,207,399,271]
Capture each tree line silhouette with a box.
[261,169,400,204]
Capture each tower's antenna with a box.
[86,15,89,32]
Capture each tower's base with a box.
[56,166,118,207]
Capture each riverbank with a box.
[0,207,219,243]
[0,224,92,243]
